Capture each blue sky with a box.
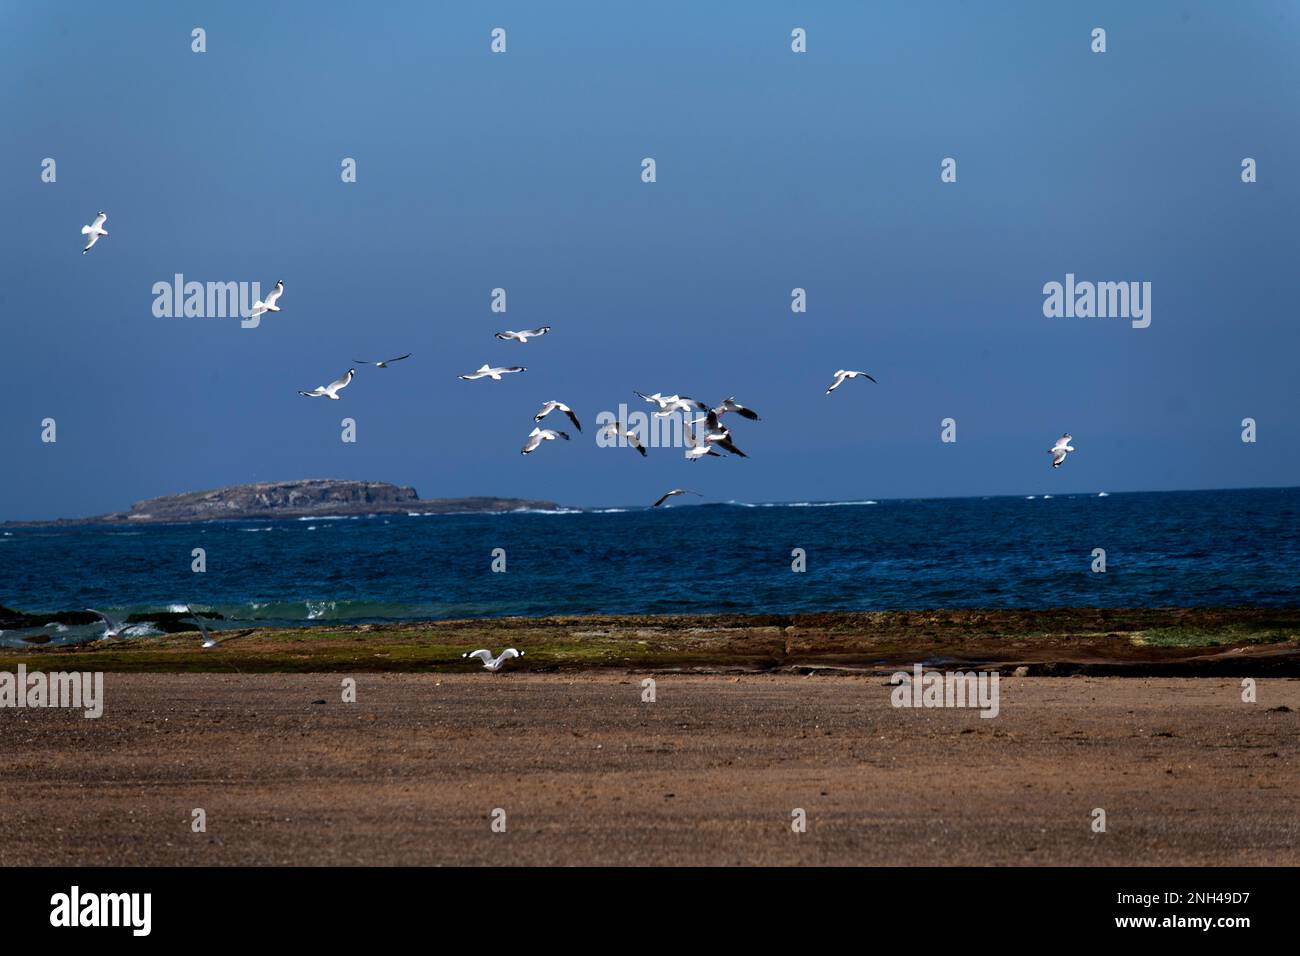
[2,1,1298,519]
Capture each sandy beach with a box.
[2,670,1297,866]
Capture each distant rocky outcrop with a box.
[1,480,562,527]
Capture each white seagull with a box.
[826,370,878,394]
[459,364,526,381]
[534,400,582,432]
[494,327,551,343]
[601,421,647,456]
[298,368,355,400]
[652,488,702,508]
[684,426,721,461]
[80,211,108,254]
[355,354,410,368]
[688,410,748,458]
[522,426,569,455]
[462,648,524,671]
[185,607,220,649]
[1049,433,1075,469]
[713,397,760,421]
[635,392,707,417]
[87,608,132,640]
[249,280,284,322]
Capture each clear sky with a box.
[2,1,1298,519]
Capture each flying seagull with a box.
[495,327,551,343]
[652,489,701,508]
[80,211,108,254]
[602,422,647,456]
[87,608,132,640]
[184,606,219,649]
[355,354,410,368]
[635,392,707,417]
[459,364,526,381]
[690,410,748,458]
[1049,433,1075,469]
[713,397,760,421]
[522,426,569,455]
[534,400,582,432]
[462,648,524,672]
[826,370,877,394]
[248,280,284,322]
[684,426,721,461]
[298,368,355,400]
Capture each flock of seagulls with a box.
[70,207,1081,671]
[76,208,1074,473]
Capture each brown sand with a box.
[1,672,1297,866]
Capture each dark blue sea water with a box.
[2,488,1298,646]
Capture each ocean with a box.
[2,487,1298,646]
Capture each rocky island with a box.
[1,479,563,527]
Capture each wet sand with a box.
[1,672,1296,866]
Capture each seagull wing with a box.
[714,436,748,458]
[563,407,582,432]
[386,354,411,364]
[92,212,107,230]
[327,370,353,392]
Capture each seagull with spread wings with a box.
[601,421,647,457]
[534,400,582,432]
[825,369,877,394]
[80,211,108,254]
[355,354,410,368]
[652,489,702,508]
[462,648,524,671]
[459,364,526,381]
[1049,433,1076,469]
[495,327,550,343]
[298,368,355,400]
[521,426,569,455]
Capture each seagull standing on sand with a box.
[534,400,582,432]
[298,369,355,400]
[462,648,524,671]
[494,327,551,343]
[355,354,410,368]
[1049,433,1075,469]
[601,422,647,457]
[459,364,525,381]
[521,427,569,455]
[80,212,108,254]
[87,608,132,640]
[652,489,701,508]
[825,370,877,394]
[248,280,284,322]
